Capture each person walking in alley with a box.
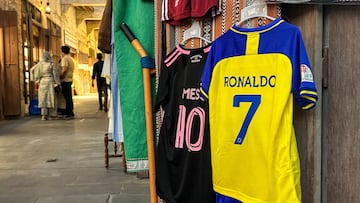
[33,51,61,120]
[60,45,75,119]
[92,53,108,112]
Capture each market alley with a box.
[0,94,150,203]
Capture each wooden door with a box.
[0,11,21,117]
[0,27,4,119]
[282,5,323,203]
[323,6,360,203]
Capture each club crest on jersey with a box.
[300,64,314,83]
[190,54,202,63]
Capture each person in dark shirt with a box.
[92,53,108,112]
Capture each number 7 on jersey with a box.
[233,95,261,144]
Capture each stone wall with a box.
[0,0,17,10]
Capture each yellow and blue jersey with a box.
[200,18,317,203]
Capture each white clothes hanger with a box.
[237,0,275,26]
[180,21,212,45]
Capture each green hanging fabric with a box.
[113,0,154,172]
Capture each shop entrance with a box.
[0,11,21,119]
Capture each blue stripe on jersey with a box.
[216,193,243,203]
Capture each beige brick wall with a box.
[0,0,17,10]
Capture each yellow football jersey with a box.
[200,18,317,203]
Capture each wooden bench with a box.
[104,133,126,172]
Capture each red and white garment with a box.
[162,0,222,25]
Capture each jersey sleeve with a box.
[200,44,216,100]
[292,30,318,110]
[154,61,170,112]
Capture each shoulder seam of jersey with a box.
[164,47,187,67]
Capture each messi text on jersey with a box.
[182,88,205,101]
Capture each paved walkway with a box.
[0,95,150,203]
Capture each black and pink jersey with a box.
[155,44,215,203]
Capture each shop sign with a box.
[64,30,78,49]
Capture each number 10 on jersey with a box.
[175,105,205,152]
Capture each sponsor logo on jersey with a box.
[224,75,276,88]
[190,54,203,63]
[300,64,314,82]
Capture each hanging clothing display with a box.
[161,0,221,25]
[110,49,124,143]
[102,11,123,144]
[98,0,112,53]
[155,45,216,203]
[113,0,155,172]
[200,18,318,202]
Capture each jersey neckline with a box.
[231,17,284,34]
[176,43,212,55]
